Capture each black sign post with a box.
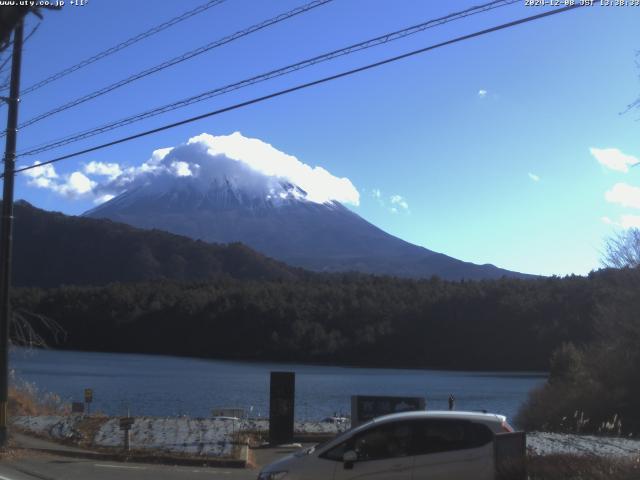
[84,388,93,415]
[269,371,295,445]
[351,395,425,427]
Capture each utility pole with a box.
[0,18,23,448]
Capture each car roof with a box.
[371,410,506,424]
[315,410,507,455]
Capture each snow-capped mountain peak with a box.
[85,133,531,281]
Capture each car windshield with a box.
[305,427,356,456]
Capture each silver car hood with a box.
[260,452,300,473]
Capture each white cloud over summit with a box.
[24,132,360,206]
[187,133,358,205]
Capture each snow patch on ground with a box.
[93,417,237,456]
[13,415,83,441]
[14,415,239,457]
[527,432,640,458]
[14,416,640,459]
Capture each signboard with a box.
[351,395,425,427]
[494,431,527,480]
[84,388,93,403]
[269,371,295,445]
[212,408,245,419]
[71,402,84,414]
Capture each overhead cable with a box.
[10,3,582,178]
[1,0,228,96]
[8,0,334,135]
[17,0,518,157]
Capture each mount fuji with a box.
[84,133,531,280]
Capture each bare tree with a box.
[9,309,66,349]
[602,228,640,268]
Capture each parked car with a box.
[321,416,349,424]
[257,410,517,480]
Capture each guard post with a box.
[269,371,295,445]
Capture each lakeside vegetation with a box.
[516,273,640,436]
[9,376,67,416]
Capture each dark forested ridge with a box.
[10,200,304,287]
[11,268,630,372]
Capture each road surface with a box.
[0,454,259,480]
[0,431,309,480]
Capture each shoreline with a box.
[10,345,550,376]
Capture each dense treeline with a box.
[11,268,627,371]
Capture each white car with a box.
[321,416,349,424]
[257,410,516,480]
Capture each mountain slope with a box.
[83,136,532,280]
[9,201,302,287]
[87,187,525,280]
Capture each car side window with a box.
[469,422,494,447]
[322,440,350,461]
[322,419,494,461]
[411,419,478,455]
[352,422,412,461]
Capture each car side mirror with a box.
[343,450,357,469]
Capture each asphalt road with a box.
[0,455,258,480]
[0,432,306,480]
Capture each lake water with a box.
[9,348,546,425]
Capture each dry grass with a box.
[528,454,640,480]
[8,382,68,416]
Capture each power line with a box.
[0,53,13,78]
[17,0,519,158]
[0,0,228,96]
[7,0,334,136]
[10,3,582,178]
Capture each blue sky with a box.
[5,0,640,276]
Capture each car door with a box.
[329,421,414,480]
[410,419,494,480]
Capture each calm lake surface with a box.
[10,348,546,425]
